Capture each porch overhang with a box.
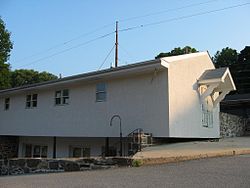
[198,67,236,108]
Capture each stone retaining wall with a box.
[0,157,132,176]
[220,112,248,137]
[0,136,18,159]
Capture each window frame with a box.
[26,94,38,109]
[200,86,213,128]
[4,97,10,111]
[96,83,106,102]
[23,144,48,158]
[55,89,69,106]
[70,146,91,158]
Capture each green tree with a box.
[0,17,13,90]
[155,46,198,59]
[11,69,58,88]
[238,46,250,64]
[37,71,58,82]
[212,47,238,68]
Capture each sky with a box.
[0,0,250,77]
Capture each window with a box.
[202,104,213,128]
[55,89,69,105]
[73,147,82,158]
[26,94,38,108]
[200,86,213,128]
[4,98,10,110]
[23,144,48,158]
[96,83,106,102]
[24,144,32,157]
[71,147,91,158]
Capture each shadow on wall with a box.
[0,136,19,159]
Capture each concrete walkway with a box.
[133,137,250,165]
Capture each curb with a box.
[133,149,250,166]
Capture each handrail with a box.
[126,128,143,137]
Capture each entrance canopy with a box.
[198,67,236,108]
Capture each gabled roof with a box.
[198,67,228,81]
[198,67,236,107]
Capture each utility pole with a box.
[115,21,118,68]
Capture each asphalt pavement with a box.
[1,155,250,188]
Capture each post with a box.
[115,21,118,68]
[110,115,122,156]
[105,137,109,157]
[53,137,56,158]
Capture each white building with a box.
[0,52,235,158]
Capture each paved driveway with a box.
[1,155,250,188]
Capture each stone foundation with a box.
[0,136,19,159]
[0,157,132,176]
[220,112,248,137]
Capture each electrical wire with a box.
[17,31,115,68]
[119,2,250,32]
[15,2,250,69]
[119,0,220,22]
[14,0,220,64]
[15,23,115,63]
[98,44,115,70]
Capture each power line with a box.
[119,44,134,63]
[98,44,115,70]
[119,0,220,22]
[119,2,250,32]
[14,2,249,69]
[15,23,115,63]
[14,0,220,64]
[17,31,115,68]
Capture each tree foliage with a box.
[238,46,250,64]
[212,47,238,68]
[11,69,58,88]
[0,17,13,90]
[155,46,198,59]
[0,17,58,90]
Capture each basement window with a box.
[23,144,48,158]
[26,94,38,108]
[70,146,91,158]
[55,89,69,105]
[96,83,106,102]
[4,98,10,110]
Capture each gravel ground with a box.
[1,155,250,188]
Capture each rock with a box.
[22,167,30,173]
[49,161,59,170]
[37,160,48,169]
[27,159,41,168]
[0,166,9,175]
[64,162,80,172]
[9,167,24,175]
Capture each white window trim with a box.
[23,144,48,158]
[4,97,10,111]
[69,145,91,158]
[55,89,70,106]
[26,94,38,109]
[96,83,106,102]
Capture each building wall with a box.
[166,53,220,138]
[0,70,169,138]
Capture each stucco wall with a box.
[0,70,169,137]
[166,53,220,138]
